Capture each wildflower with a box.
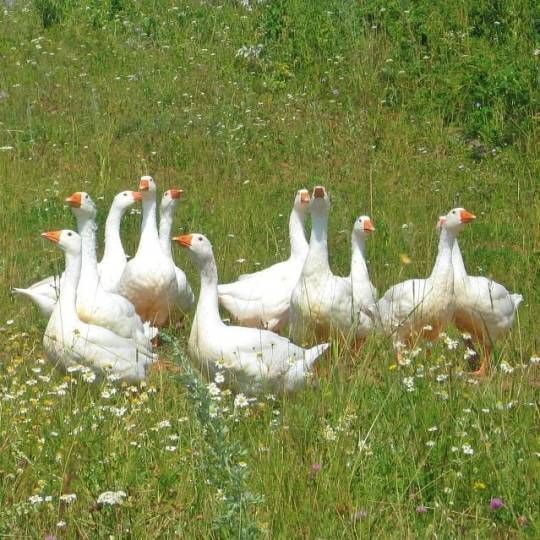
[517,516,528,527]
[323,425,337,441]
[155,420,171,429]
[530,356,540,366]
[56,520,66,528]
[234,393,249,408]
[28,494,44,505]
[96,490,127,506]
[499,361,514,374]
[310,463,322,477]
[235,44,263,61]
[427,426,438,432]
[402,376,415,392]
[473,481,486,491]
[490,497,504,510]
[165,446,177,452]
[425,440,436,448]
[81,369,96,383]
[207,382,221,397]
[416,504,428,513]
[462,444,474,456]
[59,493,77,504]
[444,336,459,350]
[436,374,448,383]
[214,372,225,384]
[464,348,476,360]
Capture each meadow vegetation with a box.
[0,0,538,537]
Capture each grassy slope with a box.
[0,1,538,537]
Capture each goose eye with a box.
[67,232,72,236]
[198,236,203,241]
[123,193,127,196]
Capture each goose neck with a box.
[430,227,456,292]
[159,205,174,258]
[58,249,81,317]
[102,205,125,264]
[451,239,468,282]
[350,233,369,281]
[138,194,159,253]
[195,257,223,328]
[77,214,99,287]
[305,210,329,270]
[289,207,308,260]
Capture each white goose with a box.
[158,188,195,313]
[217,189,310,332]
[118,176,179,327]
[13,189,141,314]
[289,186,374,346]
[66,192,156,347]
[98,190,142,292]
[42,229,156,382]
[174,233,330,394]
[372,208,475,361]
[438,216,523,376]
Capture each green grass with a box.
[0,0,539,537]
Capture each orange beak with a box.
[169,189,184,200]
[460,209,476,223]
[313,186,326,199]
[173,234,193,248]
[139,178,150,191]
[300,190,310,204]
[65,193,82,208]
[364,218,375,232]
[41,230,62,243]
[133,191,142,202]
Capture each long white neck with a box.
[304,208,330,272]
[101,204,126,265]
[159,204,175,259]
[58,248,81,318]
[350,233,369,282]
[451,238,468,282]
[137,193,159,254]
[429,227,456,293]
[289,207,309,261]
[194,255,223,328]
[77,214,99,289]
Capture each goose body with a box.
[218,189,310,332]
[289,187,374,346]
[158,189,195,313]
[373,208,475,359]
[42,230,156,382]
[118,177,180,327]
[175,233,329,394]
[450,234,522,374]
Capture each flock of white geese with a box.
[13,177,522,393]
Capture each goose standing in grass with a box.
[118,176,181,327]
[158,188,195,313]
[174,233,330,394]
[217,188,310,332]
[13,189,141,314]
[372,208,475,363]
[289,186,374,347]
[42,229,156,382]
[98,190,142,292]
[66,192,157,347]
[437,216,523,376]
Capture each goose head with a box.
[112,190,142,211]
[138,175,157,199]
[65,192,97,220]
[353,215,375,239]
[41,229,81,255]
[161,188,184,213]
[173,233,213,268]
[310,185,330,215]
[442,207,476,234]
[294,188,311,213]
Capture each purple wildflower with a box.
[490,498,505,510]
[416,504,428,514]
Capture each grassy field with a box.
[0,0,539,537]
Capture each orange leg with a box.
[471,345,491,377]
